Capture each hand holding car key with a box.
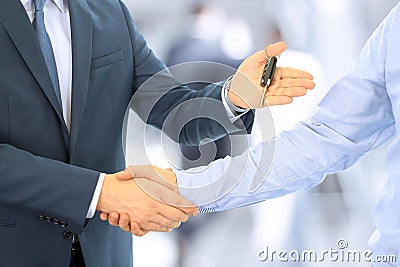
[226,41,316,109]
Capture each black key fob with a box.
[260,56,278,87]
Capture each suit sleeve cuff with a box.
[86,173,105,218]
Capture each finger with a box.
[129,165,176,191]
[272,87,308,97]
[157,216,184,228]
[130,222,150,237]
[158,206,190,223]
[139,221,173,233]
[143,210,188,227]
[278,67,314,80]
[278,78,316,89]
[264,95,293,106]
[150,203,191,223]
[139,212,181,229]
[114,168,133,181]
[264,41,287,58]
[99,212,109,221]
[108,211,120,226]
[135,178,198,216]
[157,189,198,216]
[119,213,130,232]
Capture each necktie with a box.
[32,0,63,110]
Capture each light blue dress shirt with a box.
[177,3,400,264]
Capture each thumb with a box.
[128,165,177,191]
[128,165,155,180]
[114,168,133,181]
[264,41,287,58]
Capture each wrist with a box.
[96,174,113,213]
[225,76,250,111]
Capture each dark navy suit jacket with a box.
[0,0,254,266]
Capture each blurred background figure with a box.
[122,0,398,266]
[166,4,247,70]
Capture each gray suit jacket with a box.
[0,0,254,266]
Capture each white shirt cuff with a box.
[86,173,106,218]
[221,76,249,122]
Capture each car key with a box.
[259,56,278,107]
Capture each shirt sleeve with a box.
[86,173,105,218]
[176,7,396,213]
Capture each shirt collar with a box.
[20,0,67,13]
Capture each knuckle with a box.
[136,214,146,224]
[280,67,287,77]
[149,201,159,210]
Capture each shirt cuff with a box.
[86,173,105,218]
[222,76,249,122]
[175,168,220,214]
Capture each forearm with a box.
[0,144,99,233]
[177,73,395,212]
[177,117,394,212]
[133,75,255,146]
[120,1,254,146]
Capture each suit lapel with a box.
[67,0,93,157]
[0,0,69,143]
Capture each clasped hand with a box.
[96,165,197,237]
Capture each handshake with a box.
[96,165,197,237]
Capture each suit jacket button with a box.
[60,221,68,228]
[45,216,52,222]
[37,215,44,220]
[63,230,73,240]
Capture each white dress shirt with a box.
[21,0,246,219]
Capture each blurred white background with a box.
[122,0,399,266]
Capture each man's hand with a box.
[229,41,315,109]
[97,167,197,237]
